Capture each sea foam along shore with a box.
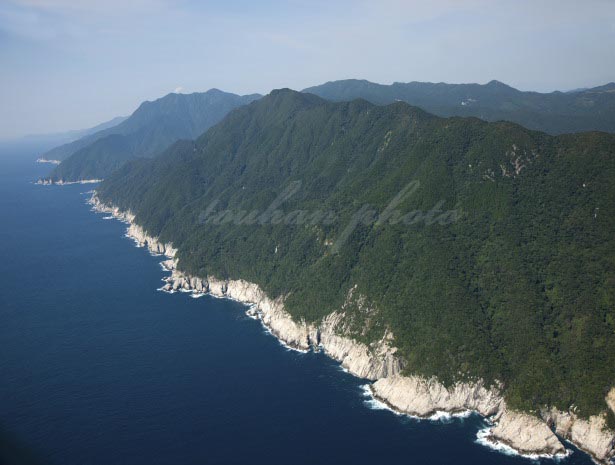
[88,193,615,465]
[36,178,102,185]
[36,158,61,165]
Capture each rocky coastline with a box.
[36,158,61,165]
[36,178,102,185]
[89,193,615,464]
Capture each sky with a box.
[1,0,614,139]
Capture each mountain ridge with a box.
[303,79,615,134]
[42,89,261,182]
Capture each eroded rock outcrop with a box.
[371,375,502,417]
[542,409,615,463]
[318,312,403,380]
[490,409,566,457]
[125,223,177,257]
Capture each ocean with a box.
[0,143,594,465]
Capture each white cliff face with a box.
[490,409,566,456]
[318,313,403,380]
[217,278,315,351]
[371,377,568,458]
[89,195,177,258]
[126,223,177,257]
[371,375,502,418]
[607,388,615,415]
[89,195,135,224]
[90,193,615,464]
[542,409,615,463]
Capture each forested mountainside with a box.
[42,89,261,182]
[96,89,615,422]
[304,79,615,135]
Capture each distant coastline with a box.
[36,158,61,165]
[35,178,101,185]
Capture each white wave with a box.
[123,233,144,247]
[275,334,310,354]
[360,384,404,414]
[475,425,572,461]
[159,260,175,272]
[242,307,310,354]
[427,409,472,422]
[157,286,176,294]
[336,364,350,374]
[36,158,61,165]
[245,306,259,320]
[360,385,475,424]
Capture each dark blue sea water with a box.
[0,144,595,465]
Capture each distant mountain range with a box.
[39,116,128,162]
[42,90,261,182]
[1,115,127,156]
[39,80,615,183]
[303,79,615,134]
